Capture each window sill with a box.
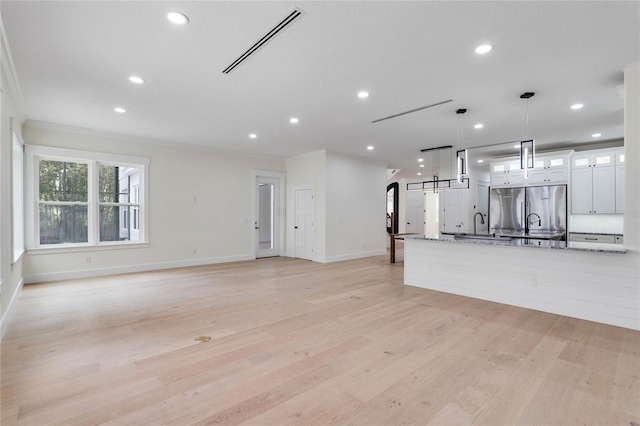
[27,242,150,255]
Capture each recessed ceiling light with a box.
[514,144,520,149]
[357,91,369,99]
[367,145,374,151]
[570,103,584,110]
[167,11,189,25]
[417,172,422,176]
[128,76,144,84]
[249,133,257,139]
[289,117,299,124]
[477,159,484,163]
[114,107,126,113]
[592,133,602,138]
[474,123,484,129]
[419,164,424,168]
[418,158,424,162]
[475,44,493,54]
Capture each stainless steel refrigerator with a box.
[489,185,567,238]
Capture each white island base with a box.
[404,237,640,330]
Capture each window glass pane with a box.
[100,205,139,242]
[39,205,88,244]
[99,165,139,203]
[39,161,88,202]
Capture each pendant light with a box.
[456,108,468,184]
[520,92,535,178]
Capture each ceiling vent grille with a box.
[222,8,305,74]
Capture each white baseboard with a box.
[23,254,255,284]
[1,277,24,340]
[318,249,387,264]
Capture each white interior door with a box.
[294,188,314,260]
[255,177,280,258]
[406,190,425,234]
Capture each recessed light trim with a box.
[128,76,144,84]
[474,123,484,129]
[417,172,422,176]
[357,91,369,99]
[475,44,493,54]
[477,159,484,163]
[592,133,602,138]
[367,145,374,151]
[289,117,299,124]
[570,103,584,110]
[114,107,126,113]
[167,11,189,25]
[419,164,424,168]
[249,133,257,139]
[418,158,424,162]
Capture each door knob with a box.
[294,226,298,229]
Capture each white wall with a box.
[285,150,326,260]
[1,43,25,338]
[325,151,387,262]
[21,123,286,283]
[624,63,640,252]
[285,149,387,263]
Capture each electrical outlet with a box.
[192,248,197,254]
[85,256,92,263]
[530,277,537,286]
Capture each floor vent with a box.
[222,8,305,74]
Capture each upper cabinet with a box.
[570,147,623,215]
[490,160,524,187]
[491,151,569,188]
[528,152,569,185]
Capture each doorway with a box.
[293,186,314,260]
[253,172,284,259]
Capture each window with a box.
[12,131,25,262]
[26,146,149,249]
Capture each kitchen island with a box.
[404,235,639,330]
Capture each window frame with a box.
[12,129,25,263]
[25,145,150,251]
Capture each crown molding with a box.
[1,14,25,120]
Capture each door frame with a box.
[292,184,315,260]
[252,170,285,259]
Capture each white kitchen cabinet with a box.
[528,153,569,185]
[615,148,625,213]
[592,166,616,214]
[570,148,618,214]
[571,168,593,214]
[616,164,625,213]
[490,161,524,187]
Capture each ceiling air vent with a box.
[222,8,305,74]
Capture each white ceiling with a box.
[2,1,638,180]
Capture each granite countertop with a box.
[403,234,626,254]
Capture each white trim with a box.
[26,144,150,167]
[27,242,149,255]
[318,249,388,264]
[23,254,255,284]
[1,277,24,340]
[252,170,286,259]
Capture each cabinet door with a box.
[571,168,592,214]
[616,165,625,213]
[507,170,524,186]
[490,172,506,187]
[547,167,568,183]
[592,166,615,214]
[527,168,548,184]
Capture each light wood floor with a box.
[2,250,639,425]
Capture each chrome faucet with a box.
[525,212,541,234]
[473,212,485,235]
